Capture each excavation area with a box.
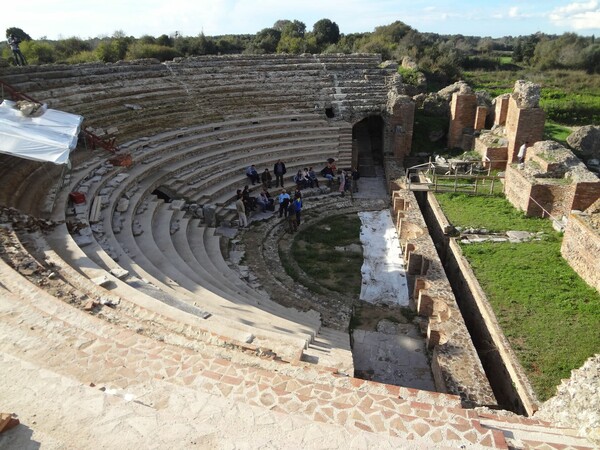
[233,171,435,390]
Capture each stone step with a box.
[0,285,508,448]
[478,416,597,449]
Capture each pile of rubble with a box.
[535,354,600,445]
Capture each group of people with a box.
[293,167,320,189]
[238,159,359,232]
[235,185,275,228]
[245,160,285,190]
[277,188,303,233]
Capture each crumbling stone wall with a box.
[504,141,600,218]
[504,166,533,213]
[474,132,509,170]
[561,206,600,293]
[573,183,600,212]
[385,94,415,159]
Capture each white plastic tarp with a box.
[0,100,83,165]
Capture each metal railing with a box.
[405,156,507,195]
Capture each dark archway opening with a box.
[352,116,384,177]
[325,107,335,118]
[152,186,176,203]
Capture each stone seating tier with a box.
[149,202,321,334]
[126,198,315,358]
[0,253,593,448]
[1,54,394,141]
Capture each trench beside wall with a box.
[385,157,496,408]
[419,191,539,416]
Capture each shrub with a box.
[125,43,181,62]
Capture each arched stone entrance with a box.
[352,116,384,177]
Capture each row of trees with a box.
[4,21,599,77]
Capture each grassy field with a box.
[544,121,572,145]
[435,192,600,401]
[291,214,363,295]
[463,69,600,125]
[435,193,555,233]
[461,238,600,401]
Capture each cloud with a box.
[549,0,600,30]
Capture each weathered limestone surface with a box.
[567,125,600,158]
[536,354,600,445]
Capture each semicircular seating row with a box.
[36,112,356,366]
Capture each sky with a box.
[4,0,600,41]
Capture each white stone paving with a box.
[358,210,409,306]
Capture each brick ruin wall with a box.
[494,95,510,126]
[505,97,545,162]
[504,166,533,214]
[505,166,600,218]
[474,139,508,170]
[529,183,577,218]
[448,93,477,149]
[561,213,600,293]
[572,182,600,212]
[386,96,415,159]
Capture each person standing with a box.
[293,193,303,226]
[517,141,529,165]
[273,159,286,188]
[338,170,346,196]
[287,200,298,233]
[278,189,290,218]
[351,167,360,193]
[235,194,248,228]
[7,34,26,66]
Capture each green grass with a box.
[463,69,600,125]
[435,193,556,232]
[291,214,363,295]
[462,239,600,400]
[544,121,572,145]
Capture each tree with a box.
[312,19,340,49]
[21,40,55,64]
[372,21,412,42]
[156,34,173,47]
[125,42,181,61]
[580,44,600,73]
[5,27,31,41]
[281,20,306,38]
[249,28,281,54]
